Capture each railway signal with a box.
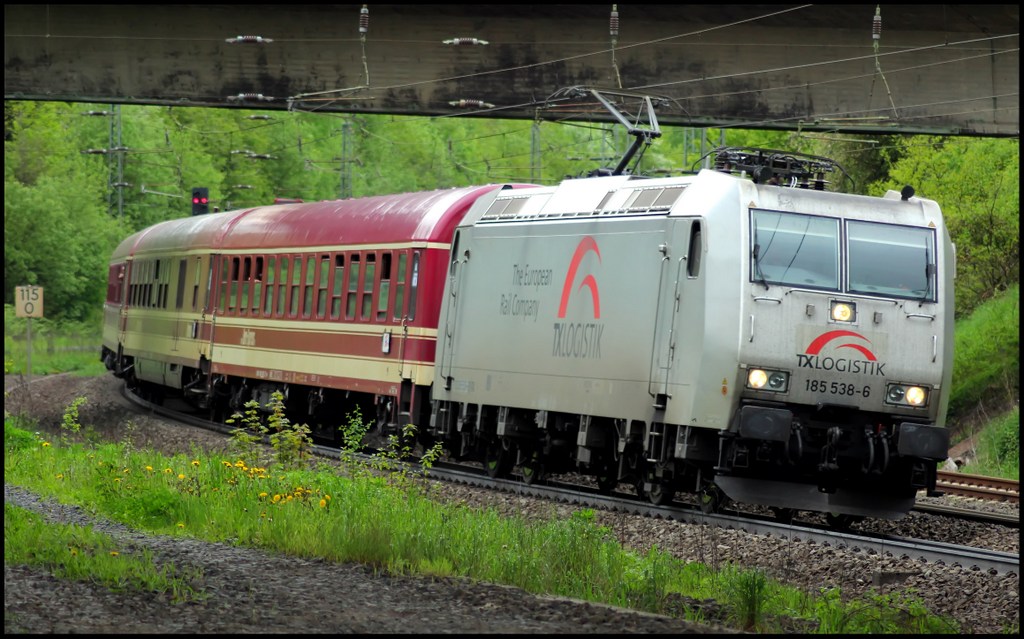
[191,187,209,215]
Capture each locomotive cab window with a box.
[847,221,936,301]
[750,209,839,290]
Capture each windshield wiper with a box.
[752,243,769,290]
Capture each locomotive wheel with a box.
[595,465,618,495]
[771,507,795,525]
[647,481,675,506]
[825,512,861,530]
[484,441,513,479]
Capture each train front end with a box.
[716,167,955,520]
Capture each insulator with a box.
[228,93,272,102]
[226,35,273,44]
[610,5,619,37]
[359,5,369,34]
[872,6,881,40]
[443,37,489,46]
[448,99,494,109]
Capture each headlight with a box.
[885,383,929,407]
[747,368,789,393]
[830,300,856,323]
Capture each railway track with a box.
[936,469,1020,504]
[119,385,1019,575]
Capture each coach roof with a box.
[115,184,523,259]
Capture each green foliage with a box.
[948,284,1019,419]
[226,391,313,470]
[960,406,1020,480]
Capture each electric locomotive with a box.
[428,147,954,522]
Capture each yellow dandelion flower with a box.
[109,551,119,557]
[221,461,232,467]
[178,473,186,480]
[123,468,130,473]
[69,548,78,556]
[177,522,185,528]
[259,492,269,499]
[145,466,153,472]
[234,461,245,467]
[41,442,51,447]
[164,468,173,474]
[56,473,64,480]
[272,494,281,503]
[113,478,121,483]
[286,495,293,501]
[319,499,327,508]
[191,460,200,467]
[324,494,331,501]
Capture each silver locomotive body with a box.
[430,168,954,520]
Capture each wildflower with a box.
[113,478,121,483]
[324,494,331,501]
[177,522,185,528]
[191,460,200,467]
[145,466,153,473]
[164,468,173,474]
[123,468,130,474]
[56,473,64,480]
[272,494,282,503]
[109,551,119,557]
[221,461,232,467]
[178,473,186,480]
[319,498,327,508]
[41,442,51,448]
[258,492,269,499]
[69,548,78,556]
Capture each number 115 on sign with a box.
[15,286,44,318]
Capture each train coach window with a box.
[408,252,420,321]
[362,254,376,321]
[750,209,839,290]
[378,253,392,321]
[175,259,187,310]
[316,255,329,319]
[331,255,345,320]
[229,257,241,313]
[847,221,936,301]
[302,256,315,319]
[252,256,264,314]
[392,253,407,321]
[277,258,288,317]
[264,257,276,316]
[346,255,360,320]
[218,257,229,313]
[240,257,251,313]
[289,256,302,318]
[192,257,202,311]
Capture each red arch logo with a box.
[557,236,601,319]
[804,330,877,361]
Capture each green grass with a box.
[4,409,971,635]
[4,306,105,376]
[959,406,1020,479]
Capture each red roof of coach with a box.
[117,184,527,258]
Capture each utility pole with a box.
[339,120,353,199]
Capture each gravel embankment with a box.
[4,374,1020,634]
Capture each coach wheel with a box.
[520,450,545,485]
[647,480,675,506]
[699,484,725,514]
[484,440,513,479]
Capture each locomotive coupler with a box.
[818,425,841,473]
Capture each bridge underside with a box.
[4,4,1018,136]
